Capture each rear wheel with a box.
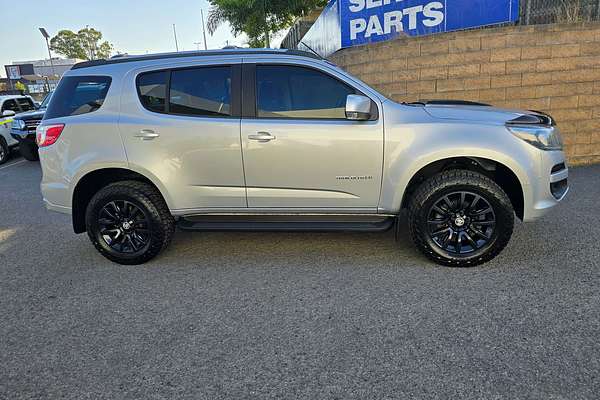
[19,142,39,161]
[85,181,175,265]
[408,170,514,267]
[0,138,9,165]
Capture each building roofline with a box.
[71,49,320,70]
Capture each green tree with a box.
[207,0,327,48]
[50,28,114,60]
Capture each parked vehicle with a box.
[0,95,37,164]
[10,91,53,161]
[37,49,569,266]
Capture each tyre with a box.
[19,142,39,161]
[85,181,175,265]
[0,137,9,165]
[408,170,514,267]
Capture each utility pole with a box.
[201,9,208,50]
[194,42,202,51]
[173,24,179,52]
[262,0,270,48]
[38,28,56,87]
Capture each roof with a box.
[72,49,321,70]
[0,95,29,101]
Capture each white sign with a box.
[6,65,21,80]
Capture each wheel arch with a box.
[399,156,526,220]
[71,167,171,234]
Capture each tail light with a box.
[36,124,65,147]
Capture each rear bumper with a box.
[43,198,72,215]
[522,150,569,222]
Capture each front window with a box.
[256,65,355,119]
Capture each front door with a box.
[240,63,384,210]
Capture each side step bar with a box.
[177,215,395,232]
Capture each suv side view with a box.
[37,49,569,267]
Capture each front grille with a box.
[24,119,42,131]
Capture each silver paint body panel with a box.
[38,51,567,223]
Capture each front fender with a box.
[379,119,540,213]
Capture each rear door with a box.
[240,62,384,210]
[120,61,246,211]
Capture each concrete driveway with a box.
[1,160,599,399]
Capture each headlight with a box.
[11,119,26,130]
[507,125,563,151]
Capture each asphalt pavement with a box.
[1,157,599,399]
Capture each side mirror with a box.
[345,95,372,121]
[2,110,16,118]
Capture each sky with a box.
[0,0,287,78]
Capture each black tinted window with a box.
[256,66,354,119]
[169,67,231,117]
[137,71,167,113]
[2,99,19,113]
[16,97,35,112]
[45,76,111,119]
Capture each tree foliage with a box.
[50,28,113,60]
[207,0,327,47]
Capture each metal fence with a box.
[520,0,600,25]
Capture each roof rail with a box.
[72,49,320,70]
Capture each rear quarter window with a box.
[45,76,112,120]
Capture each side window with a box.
[169,67,231,117]
[45,76,112,119]
[2,99,19,113]
[137,71,168,113]
[16,97,35,112]
[256,65,355,119]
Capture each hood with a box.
[14,109,46,121]
[408,100,552,126]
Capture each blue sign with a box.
[339,0,520,48]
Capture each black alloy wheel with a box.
[408,170,515,267]
[427,191,496,255]
[85,181,175,265]
[98,200,151,254]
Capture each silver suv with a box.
[37,49,569,266]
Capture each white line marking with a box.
[0,159,26,171]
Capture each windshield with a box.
[40,91,54,109]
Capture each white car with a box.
[0,95,37,164]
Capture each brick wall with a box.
[329,23,600,166]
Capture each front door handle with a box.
[248,132,276,142]
[134,129,160,141]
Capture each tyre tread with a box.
[85,180,175,265]
[407,169,514,267]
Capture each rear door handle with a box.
[135,129,160,140]
[248,132,276,142]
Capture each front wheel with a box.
[85,181,175,265]
[408,170,515,267]
[19,142,39,161]
[0,138,9,165]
